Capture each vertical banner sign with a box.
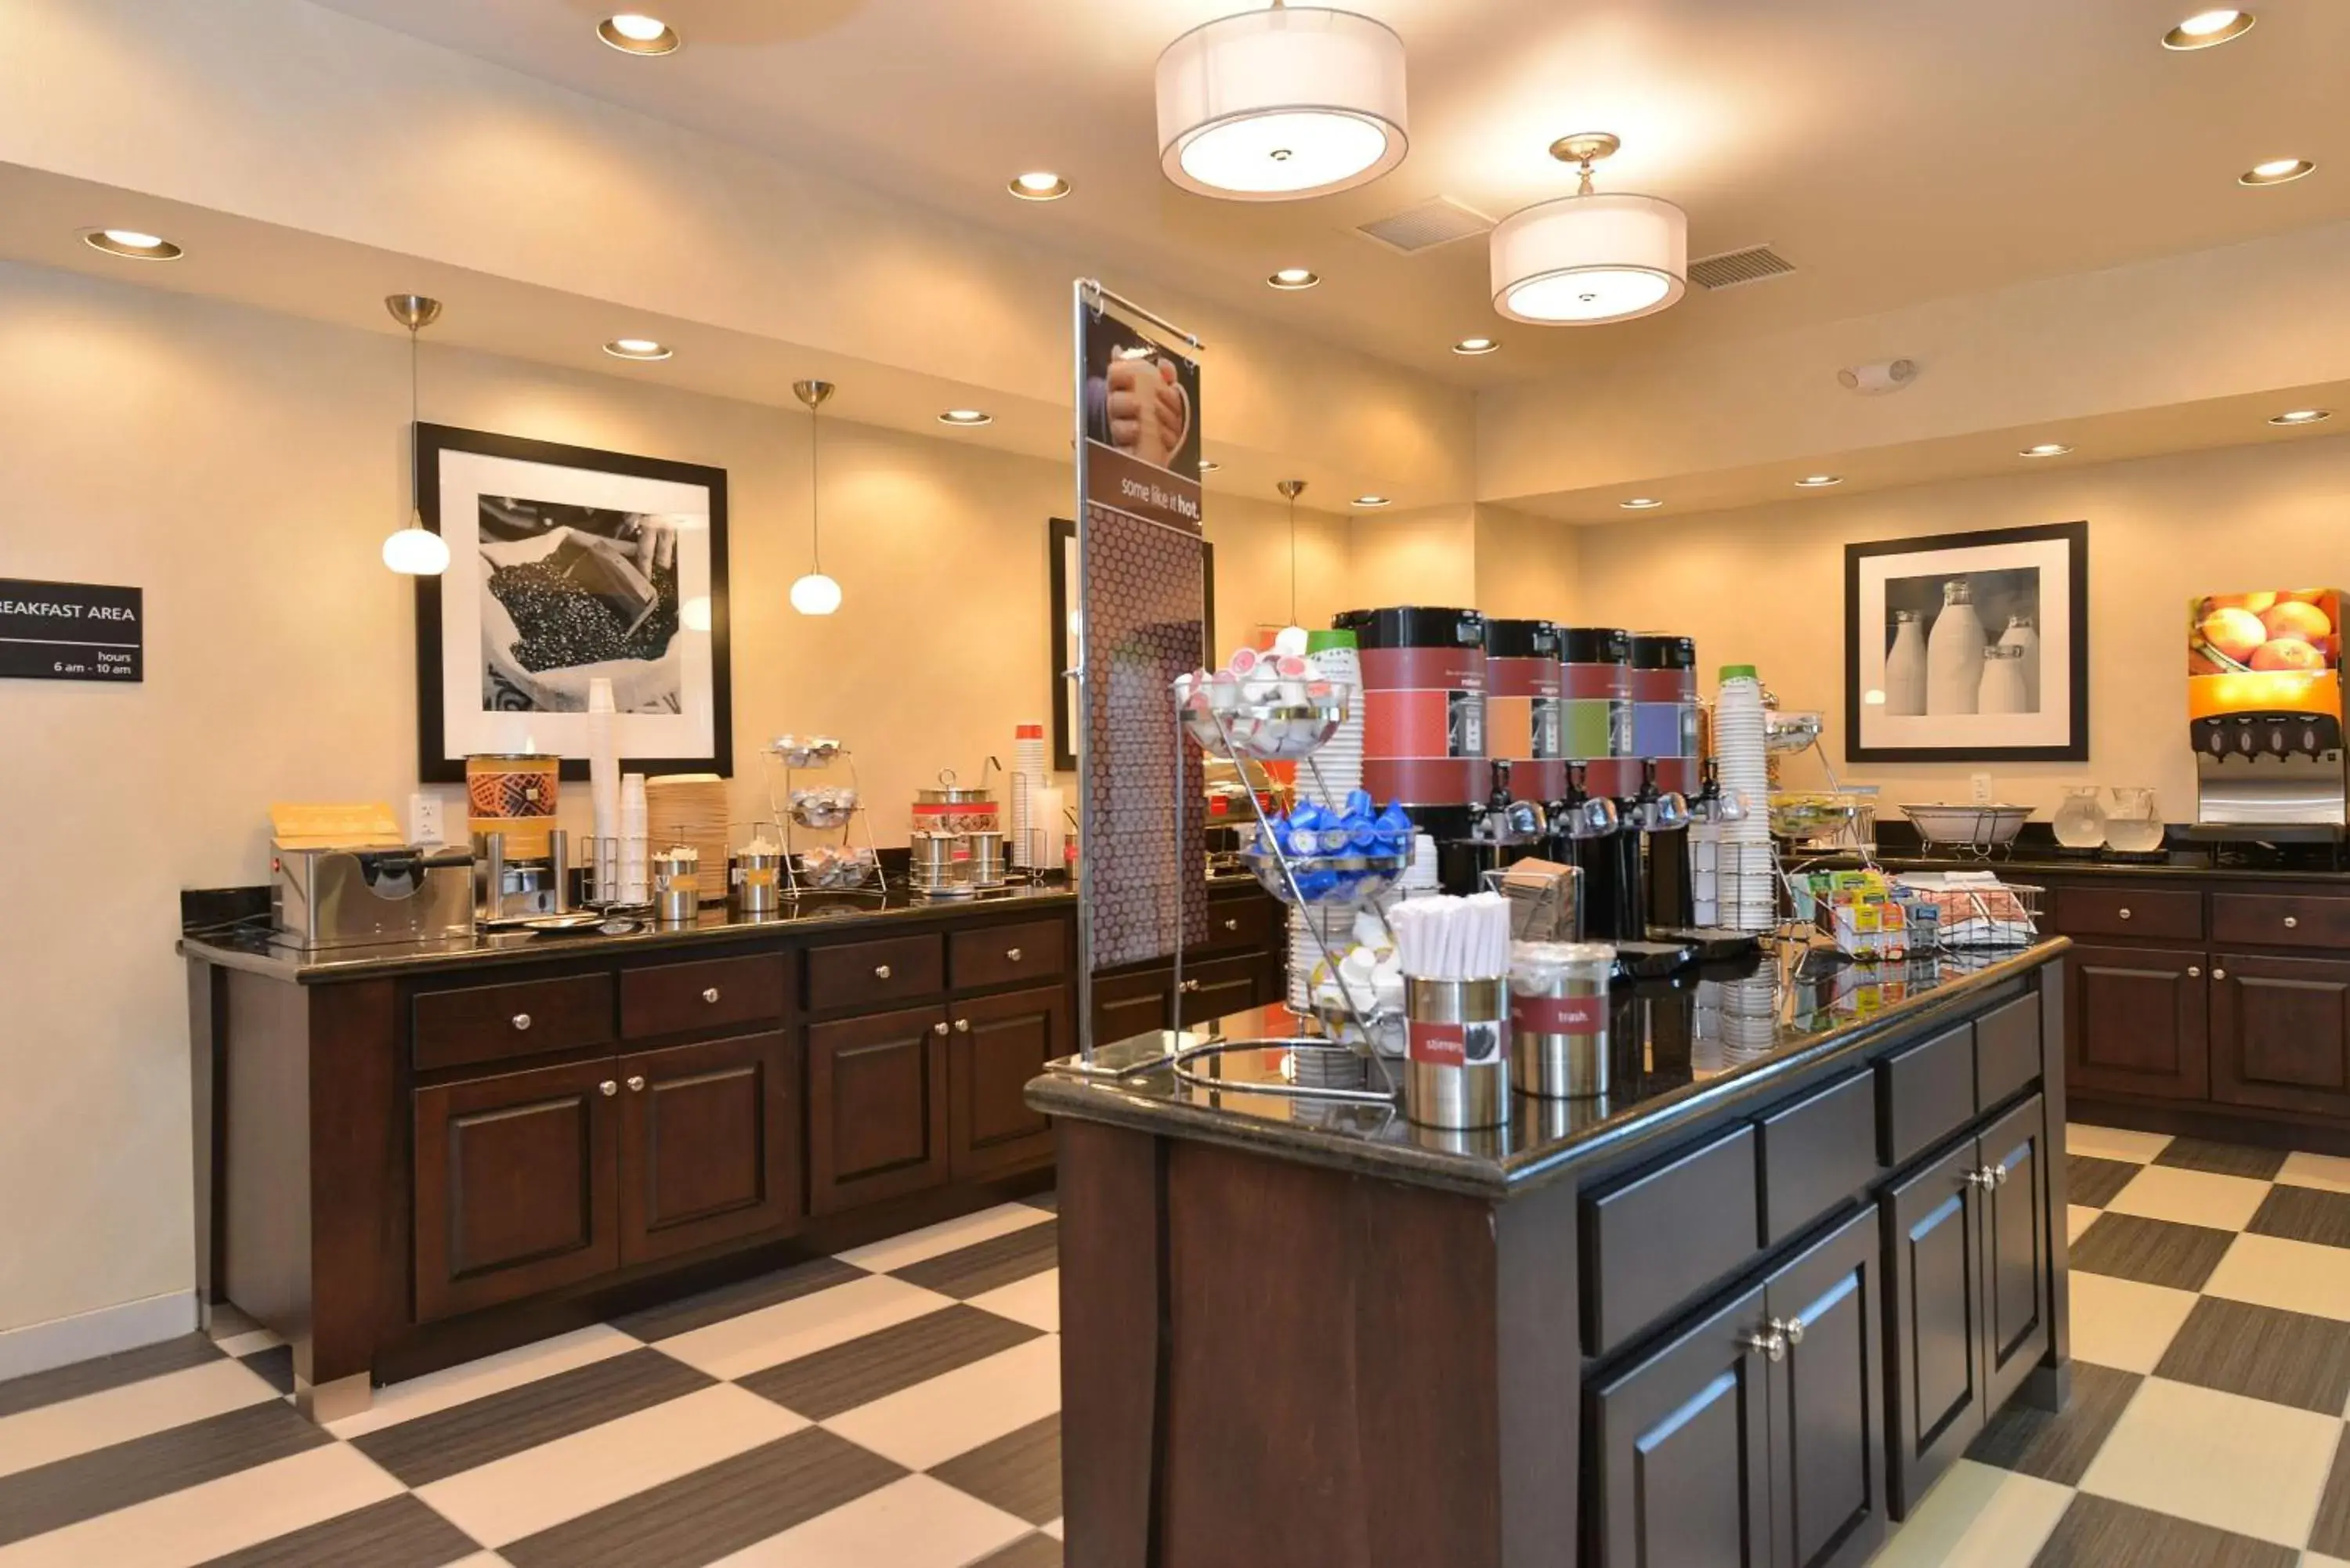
[0,578,143,682]
[1073,283,1210,1032]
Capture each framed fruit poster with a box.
[2188,589,2342,728]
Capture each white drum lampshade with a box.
[1156,5,1408,201]
[1489,193,1689,324]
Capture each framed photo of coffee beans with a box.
[414,425,732,782]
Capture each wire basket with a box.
[1918,880,2043,949]
[1900,803,2031,858]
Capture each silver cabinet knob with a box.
[627,1075,646,1092]
[703,987,721,1003]
[954,1018,971,1033]
[512,1013,533,1031]
[2118,908,2132,920]
[874,963,892,981]
[2188,966,2202,978]
[1965,1168,1993,1188]
[2214,967,2229,980]
[599,1079,618,1097]
[932,1021,949,1036]
[1773,1316,1806,1347]
[1180,977,1202,992]
[2286,916,2300,929]
[1223,917,1239,932]
[1007,947,1022,963]
[1746,1329,1787,1364]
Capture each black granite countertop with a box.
[183,882,1078,984]
[1828,852,2350,887]
[1027,938,2069,1200]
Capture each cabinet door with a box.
[617,1032,800,1266]
[1090,966,1174,1052]
[950,985,1067,1180]
[806,1005,950,1216]
[1882,1137,1985,1519]
[1978,1093,2052,1417]
[2210,953,2350,1118]
[2063,943,2210,1100]
[1178,953,1262,1026]
[1764,1209,1886,1568]
[1590,1284,1773,1568]
[414,1058,620,1322]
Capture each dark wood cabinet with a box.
[1765,1209,1886,1568]
[950,985,1066,1179]
[1979,1093,2052,1416]
[1590,1284,1773,1568]
[2063,942,2209,1100]
[2211,953,2350,1117]
[1179,952,1264,1025]
[805,1004,951,1215]
[1882,1136,1983,1518]
[414,1058,620,1322]
[617,1032,799,1264]
[1091,966,1175,1050]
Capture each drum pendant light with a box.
[1156,1,1408,201]
[381,294,452,576]
[789,380,843,616]
[1489,134,1688,325]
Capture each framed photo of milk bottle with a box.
[1844,521,2088,762]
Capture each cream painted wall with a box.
[1346,506,1477,611]
[0,257,1313,1338]
[1571,433,2350,816]
[1473,504,1581,623]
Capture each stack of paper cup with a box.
[620,774,649,905]
[1714,666,1774,933]
[588,679,620,900]
[1010,722,1048,869]
[1401,832,1441,900]
[1300,629,1364,810]
[1287,902,1357,1013]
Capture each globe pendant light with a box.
[1156,1,1408,201]
[789,379,842,616]
[382,294,452,576]
[1489,134,1688,325]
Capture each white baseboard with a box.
[0,1291,200,1384]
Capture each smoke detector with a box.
[1838,359,1918,396]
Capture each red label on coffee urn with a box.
[1511,993,1606,1036]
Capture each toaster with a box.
[272,844,475,951]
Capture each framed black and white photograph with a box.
[1845,520,2087,762]
[414,425,732,782]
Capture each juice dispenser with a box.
[2188,589,2348,829]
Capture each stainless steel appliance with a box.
[273,844,474,951]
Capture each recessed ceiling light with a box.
[1198,459,1221,472]
[2163,8,2255,47]
[598,13,679,53]
[1353,495,1390,508]
[2240,157,2315,186]
[1267,267,1320,290]
[2271,408,2333,425]
[1452,337,1501,356]
[1009,172,1071,201]
[603,338,673,361]
[938,409,993,426]
[1619,497,1663,510]
[81,227,182,261]
[1795,475,1843,488]
[2020,443,2073,457]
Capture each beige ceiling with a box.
[309,0,2350,385]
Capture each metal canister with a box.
[913,770,1000,835]
[732,844,785,913]
[909,829,973,897]
[967,829,1007,889]
[1508,941,1615,1098]
[652,846,701,922]
[1403,975,1510,1129]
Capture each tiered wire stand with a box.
[765,738,881,896]
[1157,680,1404,1107]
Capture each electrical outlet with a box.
[1969,771,1994,805]
[410,792,446,846]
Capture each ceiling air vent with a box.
[1688,244,1795,291]
[1354,196,1495,255]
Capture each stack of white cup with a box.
[1287,903,1358,1013]
[620,774,649,904]
[1714,667,1776,933]
[1010,721,1048,869]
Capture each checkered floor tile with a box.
[7,1129,2350,1566]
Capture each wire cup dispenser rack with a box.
[766,735,882,896]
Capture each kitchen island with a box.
[1029,938,2073,1568]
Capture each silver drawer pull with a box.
[932,1021,949,1036]
[2214,967,2229,981]
[703,987,721,1003]
[874,963,892,981]
[2117,908,2132,919]
[599,1079,618,1097]
[954,1018,971,1033]
[1180,977,1202,992]
[627,1075,646,1092]
[512,1013,533,1031]
[1006,947,1022,962]
[1223,917,1239,932]
[2286,916,2300,929]
[2188,966,2202,978]
[1773,1316,1806,1347]
[1746,1329,1787,1364]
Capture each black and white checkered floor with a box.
[6,1127,2350,1566]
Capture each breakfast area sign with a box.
[0,577,143,683]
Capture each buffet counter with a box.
[1032,938,2073,1568]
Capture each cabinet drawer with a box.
[2055,885,2202,942]
[1973,994,2042,1111]
[807,934,945,1012]
[620,953,790,1040]
[1877,1024,1976,1169]
[414,972,615,1072]
[1584,1124,1760,1357]
[2211,892,2350,952]
[1756,1070,1880,1245]
[1202,891,1278,953]
[950,919,1068,992]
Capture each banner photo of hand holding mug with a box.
[1081,315,1203,535]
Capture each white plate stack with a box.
[1300,631,1363,809]
[1715,667,1775,933]
[1286,902,1357,1013]
[1010,722,1048,869]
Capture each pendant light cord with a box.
[808,405,822,573]
[407,323,421,526]
[1288,491,1298,624]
